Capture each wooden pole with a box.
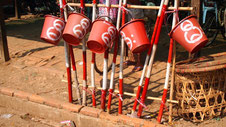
[191,0,201,22]
[0,5,10,62]
[67,3,193,11]
[14,0,20,19]
[62,79,179,104]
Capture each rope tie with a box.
[82,87,93,96]
[164,9,179,25]
[109,91,124,101]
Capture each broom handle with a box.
[80,0,87,106]
[157,0,179,123]
[59,0,73,103]
[107,0,123,113]
[132,0,165,113]
[137,0,169,117]
[90,0,97,108]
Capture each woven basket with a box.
[175,52,226,122]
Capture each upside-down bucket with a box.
[40,15,65,45]
[119,19,150,53]
[87,18,118,53]
[62,13,91,46]
[169,15,208,53]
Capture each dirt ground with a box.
[0,15,226,126]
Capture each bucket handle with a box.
[97,16,114,23]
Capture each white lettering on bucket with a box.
[120,31,133,50]
[73,18,90,39]
[180,20,203,44]
[47,19,65,41]
[102,26,117,47]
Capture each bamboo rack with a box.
[68,3,193,11]
[61,79,178,104]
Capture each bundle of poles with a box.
[59,0,191,124]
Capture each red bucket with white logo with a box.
[62,13,91,46]
[119,19,150,53]
[40,15,65,45]
[87,18,118,53]
[169,15,208,53]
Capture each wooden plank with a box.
[0,5,10,62]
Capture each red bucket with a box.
[119,19,150,53]
[169,15,208,53]
[62,13,91,46]
[87,18,118,53]
[40,15,65,45]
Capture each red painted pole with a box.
[137,0,169,117]
[80,0,88,106]
[100,0,110,111]
[90,0,97,108]
[107,0,123,114]
[118,0,127,114]
[60,0,73,103]
[157,0,179,123]
[69,46,82,105]
[132,0,164,113]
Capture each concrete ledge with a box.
[0,86,165,127]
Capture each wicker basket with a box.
[175,52,226,122]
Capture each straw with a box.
[100,0,110,111]
[107,0,123,114]
[157,0,179,123]
[137,0,170,117]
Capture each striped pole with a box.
[69,46,82,105]
[118,0,127,114]
[107,0,123,113]
[59,0,73,103]
[137,0,169,117]
[90,0,97,107]
[157,0,179,123]
[80,0,88,106]
[132,0,166,114]
[101,0,110,111]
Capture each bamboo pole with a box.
[62,79,179,104]
[67,3,193,11]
